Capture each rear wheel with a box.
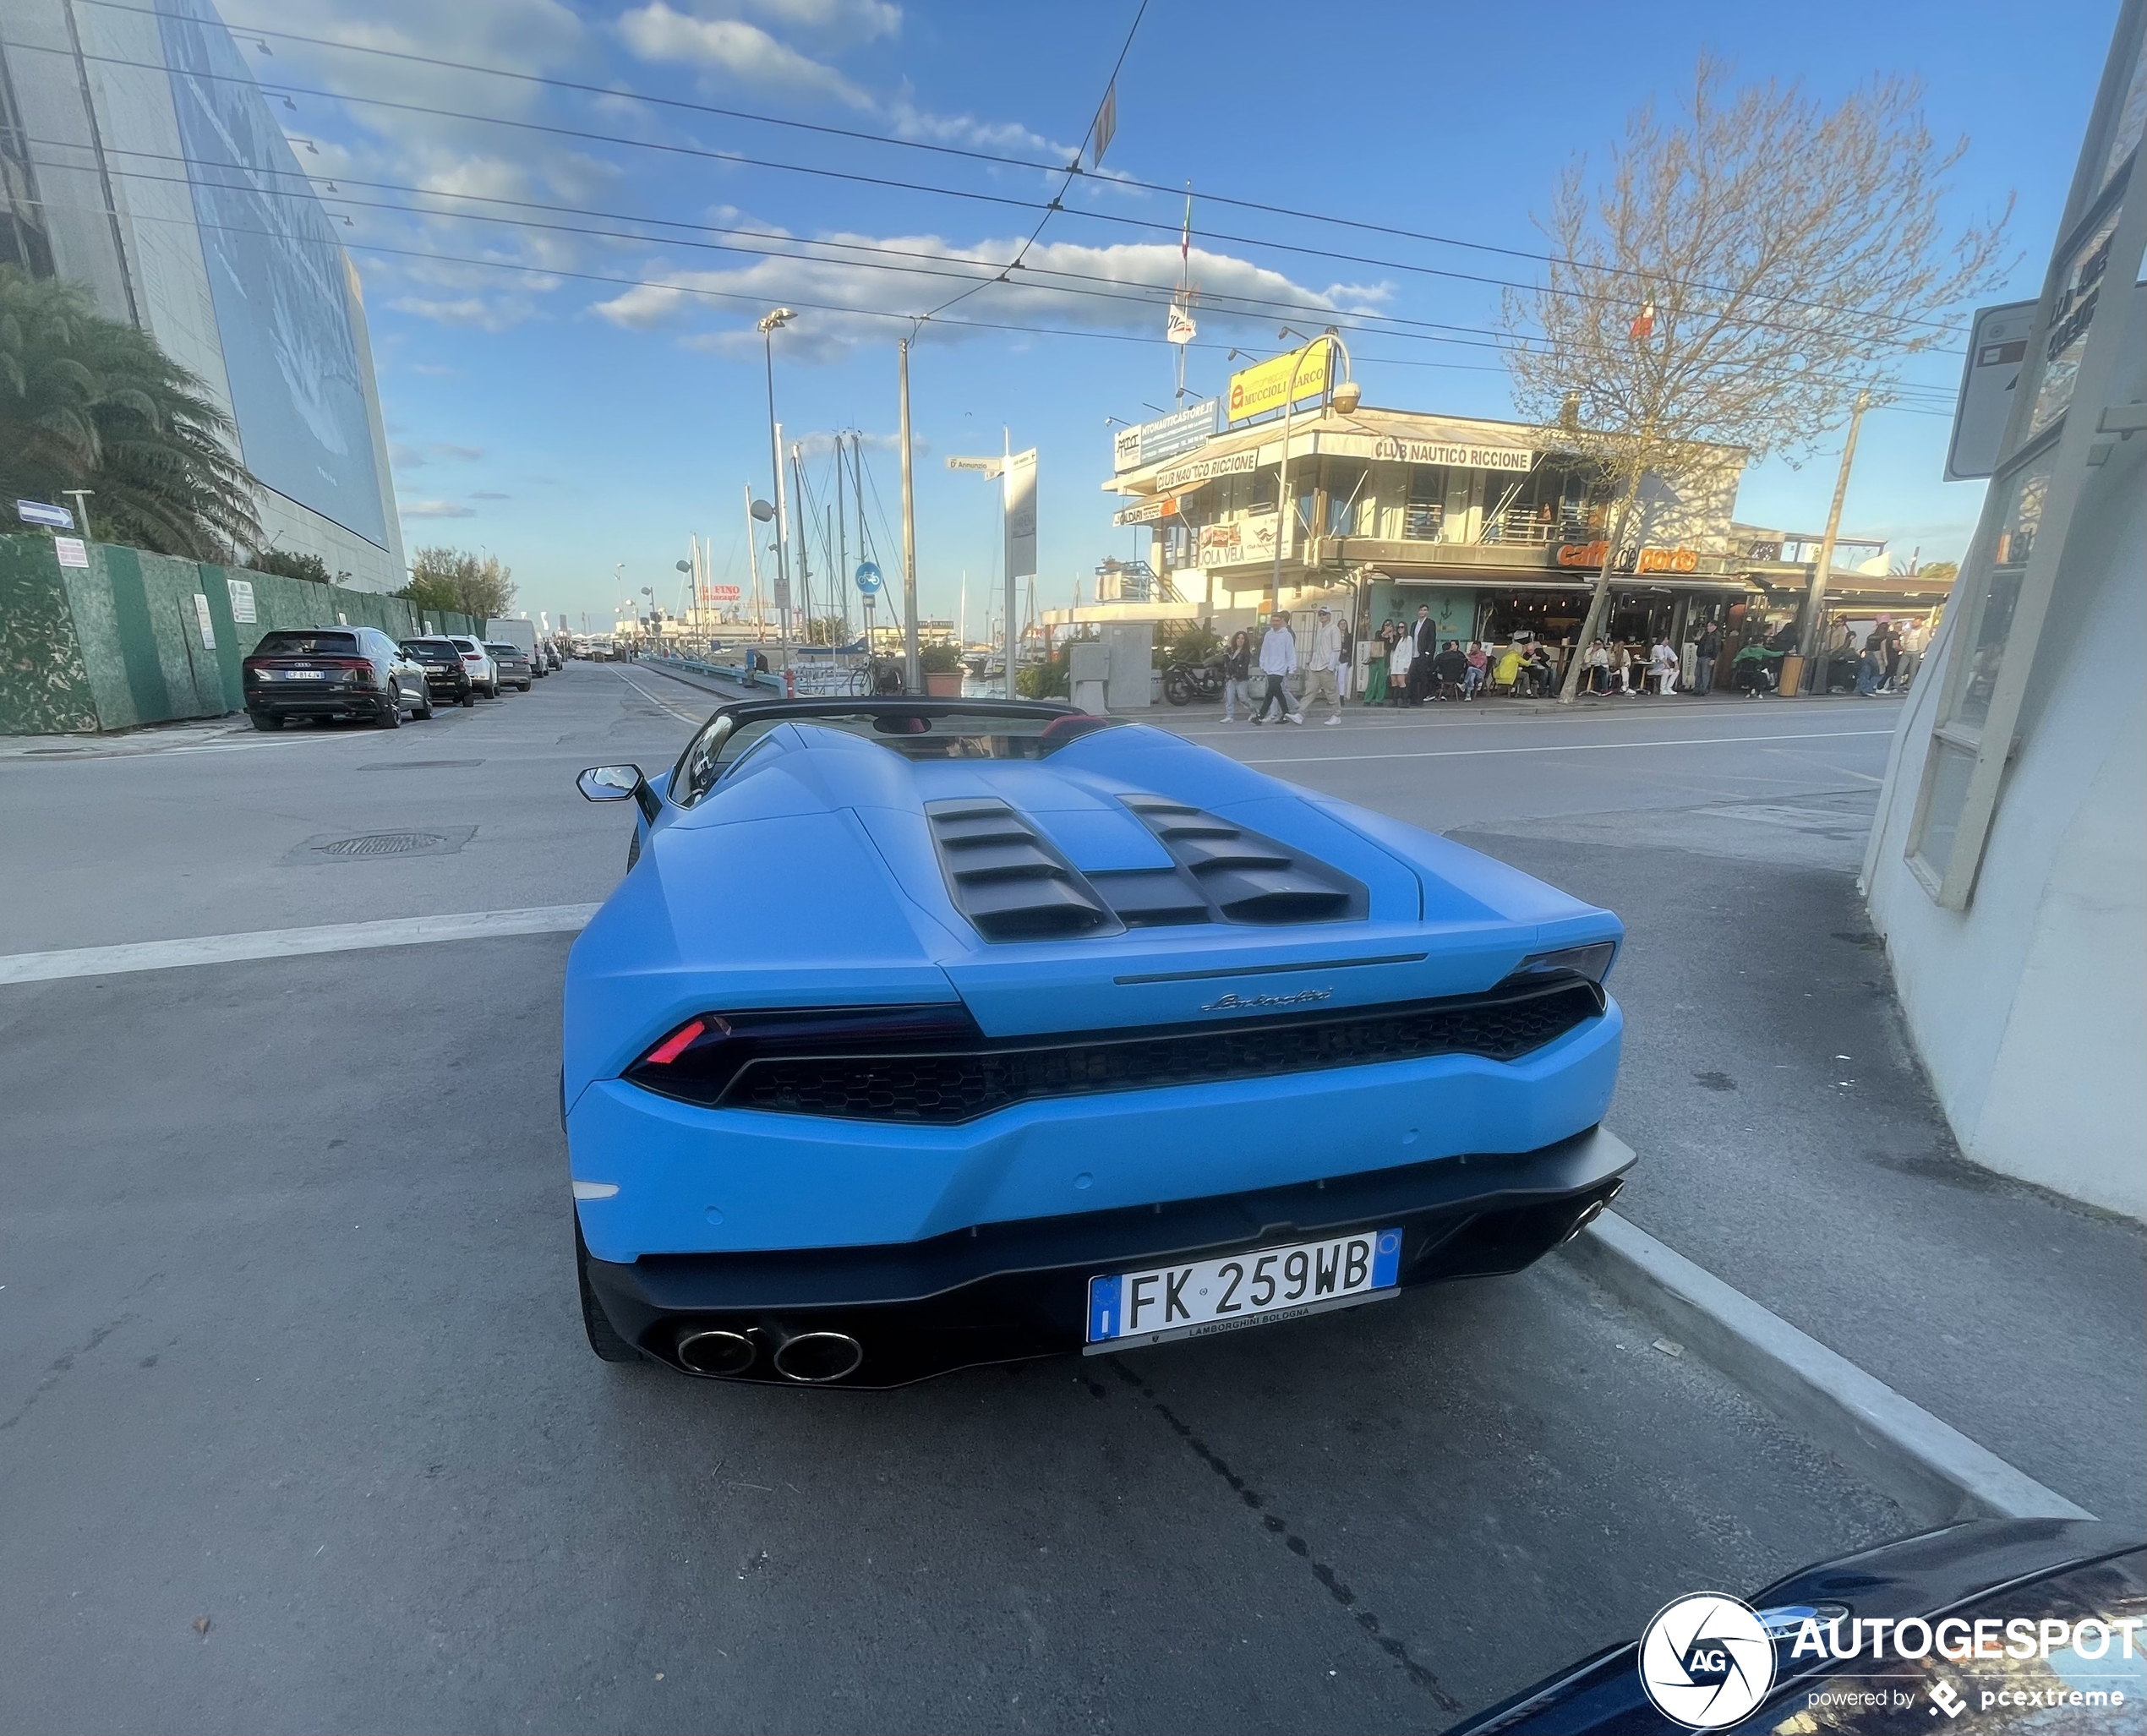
[1163,669,1194,706]
[374,693,402,729]
[576,1220,641,1363]
[414,690,435,719]
[249,712,281,732]
[460,690,476,708]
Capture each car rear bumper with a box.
[244,688,394,721]
[582,1123,1631,1385]
[416,672,470,698]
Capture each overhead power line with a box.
[71,0,1972,337]
[14,181,1964,418]
[27,139,1966,407]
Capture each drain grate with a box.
[317,832,446,858]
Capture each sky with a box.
[218,0,2121,632]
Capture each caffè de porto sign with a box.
[1557,542,1701,573]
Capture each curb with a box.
[1561,1204,2095,1525]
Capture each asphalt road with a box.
[0,668,2111,1733]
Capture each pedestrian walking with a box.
[1304,603,1345,725]
[1694,621,1722,696]
[1221,630,1255,722]
[1336,616,1354,705]
[1895,620,1925,690]
[1254,610,1303,724]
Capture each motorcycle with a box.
[1161,659,1226,707]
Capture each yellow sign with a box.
[1226,342,1330,423]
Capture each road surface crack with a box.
[1104,1358,1461,1711]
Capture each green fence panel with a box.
[0,537,100,734]
[0,533,428,733]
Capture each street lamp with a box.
[758,308,795,691]
[1267,326,1352,615]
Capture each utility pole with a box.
[1003,425,1018,699]
[791,443,814,643]
[899,339,921,693]
[757,307,795,685]
[743,483,765,642]
[1793,386,1871,696]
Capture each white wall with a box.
[1862,418,2146,1219]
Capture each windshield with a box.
[669,709,1118,808]
[251,631,358,658]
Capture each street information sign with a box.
[15,500,74,529]
[853,560,883,597]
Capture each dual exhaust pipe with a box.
[675,1324,862,1384]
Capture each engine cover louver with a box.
[924,800,1123,942]
[925,794,1368,942]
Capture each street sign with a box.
[53,536,89,568]
[16,500,74,529]
[854,560,883,597]
[945,455,1005,478]
[1945,298,2037,482]
[1002,448,1038,579]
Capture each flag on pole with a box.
[1166,303,1196,345]
[1092,82,1117,167]
[1629,298,1656,340]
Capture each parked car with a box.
[563,698,1626,1387]
[484,616,542,678]
[1446,1518,2145,1734]
[243,627,431,730]
[398,636,477,707]
[443,635,499,697]
[542,641,564,673]
[485,641,535,691]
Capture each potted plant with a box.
[919,642,965,696]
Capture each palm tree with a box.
[0,265,260,558]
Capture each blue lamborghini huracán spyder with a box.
[564,697,1627,1387]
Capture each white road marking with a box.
[0,904,601,985]
[1237,728,1893,767]
[611,667,705,725]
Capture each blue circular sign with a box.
[854,561,883,598]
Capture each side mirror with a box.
[576,764,644,803]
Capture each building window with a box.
[1404,467,1445,538]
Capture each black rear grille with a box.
[709,980,1603,1124]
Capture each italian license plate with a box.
[284,669,325,680]
[1085,1226,1402,1352]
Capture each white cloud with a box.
[389,294,538,330]
[432,441,485,460]
[389,442,427,468]
[589,233,1363,359]
[400,499,478,517]
[617,3,871,106]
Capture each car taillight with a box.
[624,1005,981,1107]
[462,653,483,663]
[1499,942,1617,988]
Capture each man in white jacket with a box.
[1303,603,1344,724]
[1254,611,1303,723]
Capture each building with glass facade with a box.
[0,0,404,588]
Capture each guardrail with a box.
[642,654,870,696]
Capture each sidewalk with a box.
[1147,687,1902,725]
[1451,789,2146,1526]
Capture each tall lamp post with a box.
[1265,326,1353,616]
[758,308,795,687]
